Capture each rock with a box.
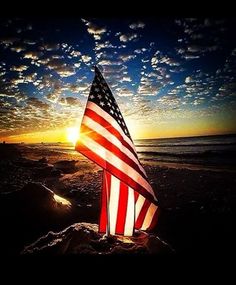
[22,222,174,255]
[0,182,79,255]
[38,157,48,163]
[33,165,54,178]
[54,160,77,173]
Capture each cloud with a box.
[116,88,134,97]
[129,22,145,30]
[55,67,76,77]
[82,19,107,40]
[157,95,181,109]
[58,97,81,106]
[46,58,76,77]
[23,39,37,45]
[119,33,138,42]
[185,76,193,83]
[10,45,26,53]
[138,77,162,96]
[0,37,19,47]
[82,55,92,63]
[119,54,136,62]
[98,59,122,66]
[94,41,116,51]
[10,65,29,72]
[122,76,132,82]
[70,50,81,57]
[24,51,42,60]
[27,97,50,110]
[40,43,60,51]
[182,54,200,60]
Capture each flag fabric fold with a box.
[75,66,158,236]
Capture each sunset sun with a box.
[66,127,80,146]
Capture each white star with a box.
[122,122,125,126]
[98,94,102,99]
[107,102,111,106]
[110,109,114,114]
[95,88,100,92]
[99,101,105,107]
[90,94,95,99]
[119,114,122,118]
[118,120,121,124]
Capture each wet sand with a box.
[0,143,236,255]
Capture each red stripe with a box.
[84,108,139,160]
[115,181,129,235]
[99,171,108,233]
[146,207,159,231]
[135,199,151,229]
[81,124,147,180]
[76,141,158,205]
[134,191,139,202]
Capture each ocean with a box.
[29,134,236,169]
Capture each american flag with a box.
[75,66,158,236]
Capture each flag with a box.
[75,66,158,236]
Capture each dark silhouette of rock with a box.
[0,182,79,255]
[22,223,174,255]
[54,160,78,173]
[38,157,48,163]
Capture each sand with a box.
[0,143,235,255]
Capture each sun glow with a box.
[66,127,80,146]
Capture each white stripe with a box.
[87,101,137,154]
[124,187,135,236]
[80,134,157,200]
[108,175,120,235]
[135,194,146,222]
[83,115,147,177]
[140,203,158,230]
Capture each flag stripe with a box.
[146,206,159,231]
[84,107,139,161]
[124,187,135,236]
[135,194,146,222]
[82,115,147,177]
[99,171,108,233]
[100,171,157,234]
[109,175,120,235]
[76,139,157,204]
[140,203,158,230]
[86,102,137,154]
[115,182,129,235]
[81,124,147,180]
[78,135,154,197]
[135,199,151,229]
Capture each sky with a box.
[0,17,236,143]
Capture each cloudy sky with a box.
[0,17,236,142]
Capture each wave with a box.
[135,142,236,148]
[137,150,236,158]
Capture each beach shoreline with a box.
[0,143,235,255]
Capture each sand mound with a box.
[22,222,173,255]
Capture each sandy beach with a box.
[0,143,235,255]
